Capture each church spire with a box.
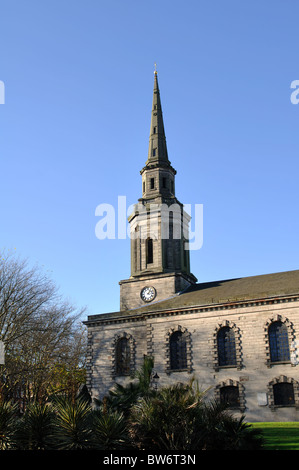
[119,71,197,310]
[146,69,170,167]
[140,69,176,199]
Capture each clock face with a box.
[141,286,156,302]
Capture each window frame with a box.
[264,315,295,368]
[111,332,135,378]
[217,326,237,368]
[115,337,131,376]
[268,320,291,364]
[213,321,242,371]
[165,326,192,375]
[215,379,246,412]
[220,385,240,409]
[268,376,299,409]
[273,382,295,407]
[169,330,188,371]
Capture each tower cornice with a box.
[140,163,177,176]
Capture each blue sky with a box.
[0,0,299,318]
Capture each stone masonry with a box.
[85,291,299,422]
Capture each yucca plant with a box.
[91,407,130,450]
[13,401,56,450]
[0,400,18,450]
[53,396,92,450]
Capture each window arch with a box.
[268,321,290,363]
[165,326,192,374]
[264,315,295,367]
[213,321,242,371]
[220,386,240,408]
[115,337,130,376]
[170,331,187,370]
[217,326,237,367]
[268,376,299,408]
[111,332,135,378]
[215,379,245,412]
[273,383,294,406]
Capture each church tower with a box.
[119,71,197,310]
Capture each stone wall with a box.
[86,296,299,422]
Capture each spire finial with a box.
[154,63,157,75]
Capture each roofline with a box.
[83,291,299,326]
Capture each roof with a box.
[135,269,299,313]
[85,269,299,323]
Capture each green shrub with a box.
[13,402,56,450]
[91,408,130,450]
[0,400,18,450]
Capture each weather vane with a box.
[154,63,157,74]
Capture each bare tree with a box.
[0,250,58,344]
[0,250,87,404]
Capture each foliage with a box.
[0,400,18,450]
[129,381,264,451]
[0,249,87,405]
[13,402,56,450]
[106,356,156,416]
[0,382,266,451]
[129,382,203,450]
[51,396,93,450]
[106,382,142,417]
[49,363,86,399]
[91,407,130,449]
[198,405,264,450]
[0,315,263,452]
[133,355,154,393]
[214,414,264,450]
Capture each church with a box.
[84,71,299,422]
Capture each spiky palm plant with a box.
[211,414,264,450]
[129,382,264,451]
[129,382,201,450]
[0,400,18,450]
[133,355,154,394]
[13,402,56,450]
[106,356,156,416]
[106,382,141,416]
[53,396,92,450]
[91,408,130,450]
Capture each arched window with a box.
[216,380,245,411]
[268,321,290,363]
[115,337,131,376]
[268,376,299,409]
[146,238,153,264]
[273,382,295,406]
[170,331,187,370]
[220,385,240,408]
[217,326,237,367]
